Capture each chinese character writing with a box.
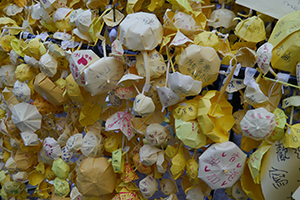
[275,142,290,162]
[269,167,288,189]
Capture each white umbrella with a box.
[198,141,247,189]
[39,52,58,77]
[168,72,202,96]
[20,131,39,146]
[69,50,100,86]
[81,130,104,157]
[119,12,163,51]
[240,107,276,140]
[11,102,42,132]
[0,65,16,87]
[84,57,124,96]
[43,137,62,160]
[13,80,31,102]
[139,174,158,199]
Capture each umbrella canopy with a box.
[20,131,39,146]
[283,123,300,148]
[43,137,62,160]
[178,45,221,87]
[268,10,300,73]
[117,74,144,88]
[145,123,169,146]
[235,47,257,68]
[11,102,42,132]
[240,107,276,141]
[256,43,274,75]
[139,174,158,199]
[133,153,152,174]
[79,102,101,126]
[194,31,219,51]
[235,16,266,43]
[133,94,155,116]
[39,52,58,77]
[175,119,206,149]
[156,86,181,111]
[52,158,70,179]
[139,144,161,166]
[119,12,163,51]
[120,163,139,183]
[160,179,178,196]
[198,141,247,189]
[81,130,104,157]
[13,80,31,102]
[69,50,100,86]
[84,57,124,96]
[197,90,235,143]
[106,111,134,140]
[208,3,237,28]
[53,177,70,197]
[136,49,166,79]
[260,140,300,200]
[170,145,186,180]
[168,72,202,96]
[163,9,205,37]
[3,4,23,16]
[269,108,286,142]
[76,157,117,197]
[115,86,137,100]
[0,65,16,87]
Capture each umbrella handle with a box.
[142,50,150,94]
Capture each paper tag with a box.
[297,63,300,87]
[244,67,257,88]
[277,73,290,83]
[22,32,30,39]
[236,0,300,19]
[282,96,300,109]
[38,32,49,41]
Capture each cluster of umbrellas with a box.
[1,0,300,199]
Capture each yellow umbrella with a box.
[173,99,198,122]
[120,163,139,183]
[53,177,70,197]
[269,108,286,142]
[175,119,206,149]
[170,145,186,180]
[268,10,300,73]
[194,31,219,51]
[235,16,266,43]
[197,90,235,143]
[79,102,101,126]
[52,158,70,180]
[76,157,117,197]
[178,44,221,87]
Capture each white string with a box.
[268,79,279,99]
[165,60,171,87]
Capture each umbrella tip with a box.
[222,168,228,173]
